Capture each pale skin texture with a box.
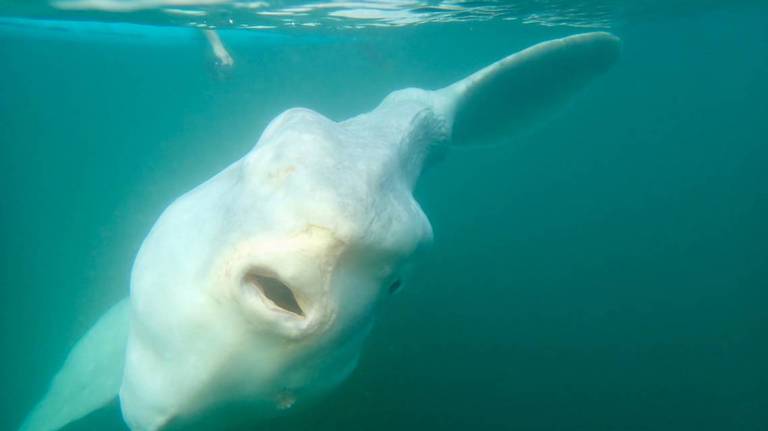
[20,32,620,431]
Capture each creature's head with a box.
[120,106,439,429]
[119,32,620,430]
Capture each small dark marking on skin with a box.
[389,279,402,294]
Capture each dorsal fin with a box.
[439,32,621,145]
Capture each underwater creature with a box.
[20,31,621,431]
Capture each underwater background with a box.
[1,1,767,430]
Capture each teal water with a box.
[1,2,767,430]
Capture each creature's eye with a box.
[388,279,402,295]
[244,272,305,318]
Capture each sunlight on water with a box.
[1,0,762,30]
[3,0,621,29]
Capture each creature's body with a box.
[20,32,620,431]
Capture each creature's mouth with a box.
[244,272,306,318]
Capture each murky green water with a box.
[1,1,766,430]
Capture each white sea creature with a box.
[20,31,620,431]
